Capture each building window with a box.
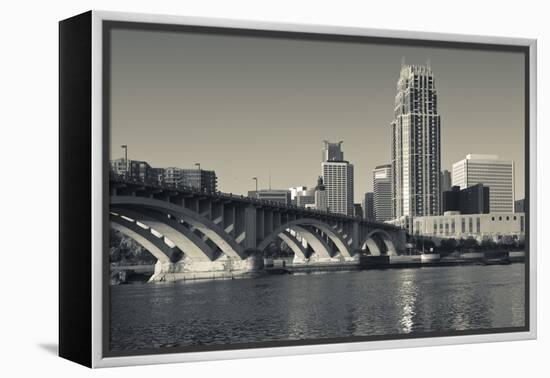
[514,216,517,220]
[499,216,502,221]
[492,217,495,221]
[476,217,480,233]
[468,218,473,233]
[461,218,465,233]
[506,216,509,221]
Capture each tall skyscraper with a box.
[321,141,354,215]
[452,154,515,213]
[391,62,441,219]
[322,140,344,162]
[373,164,393,222]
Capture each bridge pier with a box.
[149,252,264,282]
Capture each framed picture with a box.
[59,10,537,368]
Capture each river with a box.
[109,263,525,353]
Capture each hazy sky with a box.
[108,27,525,202]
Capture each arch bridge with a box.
[110,179,406,282]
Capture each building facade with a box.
[440,170,452,192]
[442,184,490,214]
[452,154,514,213]
[440,169,452,213]
[391,63,441,220]
[373,164,392,222]
[354,203,363,218]
[162,167,217,192]
[322,140,344,162]
[313,177,328,212]
[362,192,375,221]
[515,199,525,213]
[296,188,316,207]
[110,158,158,184]
[389,212,525,242]
[321,141,354,216]
[289,186,308,205]
[248,189,292,205]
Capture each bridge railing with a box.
[109,173,399,229]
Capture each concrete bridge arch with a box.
[361,229,398,256]
[257,218,353,259]
[110,213,176,264]
[111,196,246,260]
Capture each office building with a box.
[373,164,392,222]
[391,62,441,219]
[110,158,158,184]
[313,176,328,212]
[163,167,217,192]
[321,141,354,215]
[362,192,375,221]
[296,188,316,207]
[354,203,363,218]
[452,154,514,213]
[442,184,490,214]
[441,170,452,192]
[322,140,344,162]
[110,158,128,177]
[289,186,308,205]
[389,212,525,243]
[440,170,451,213]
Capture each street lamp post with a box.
[252,177,258,194]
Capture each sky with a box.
[108,26,526,203]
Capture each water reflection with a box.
[396,271,418,333]
[110,264,525,352]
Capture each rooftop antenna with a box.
[401,56,406,68]
[426,58,431,70]
[269,169,272,190]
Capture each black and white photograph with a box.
[105,20,530,357]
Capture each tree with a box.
[481,238,497,251]
[439,238,458,254]
[414,237,435,253]
[461,237,479,251]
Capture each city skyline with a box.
[109,28,525,203]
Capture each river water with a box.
[110,264,525,353]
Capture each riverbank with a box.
[110,251,525,283]
[267,251,525,275]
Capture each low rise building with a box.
[388,212,525,242]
